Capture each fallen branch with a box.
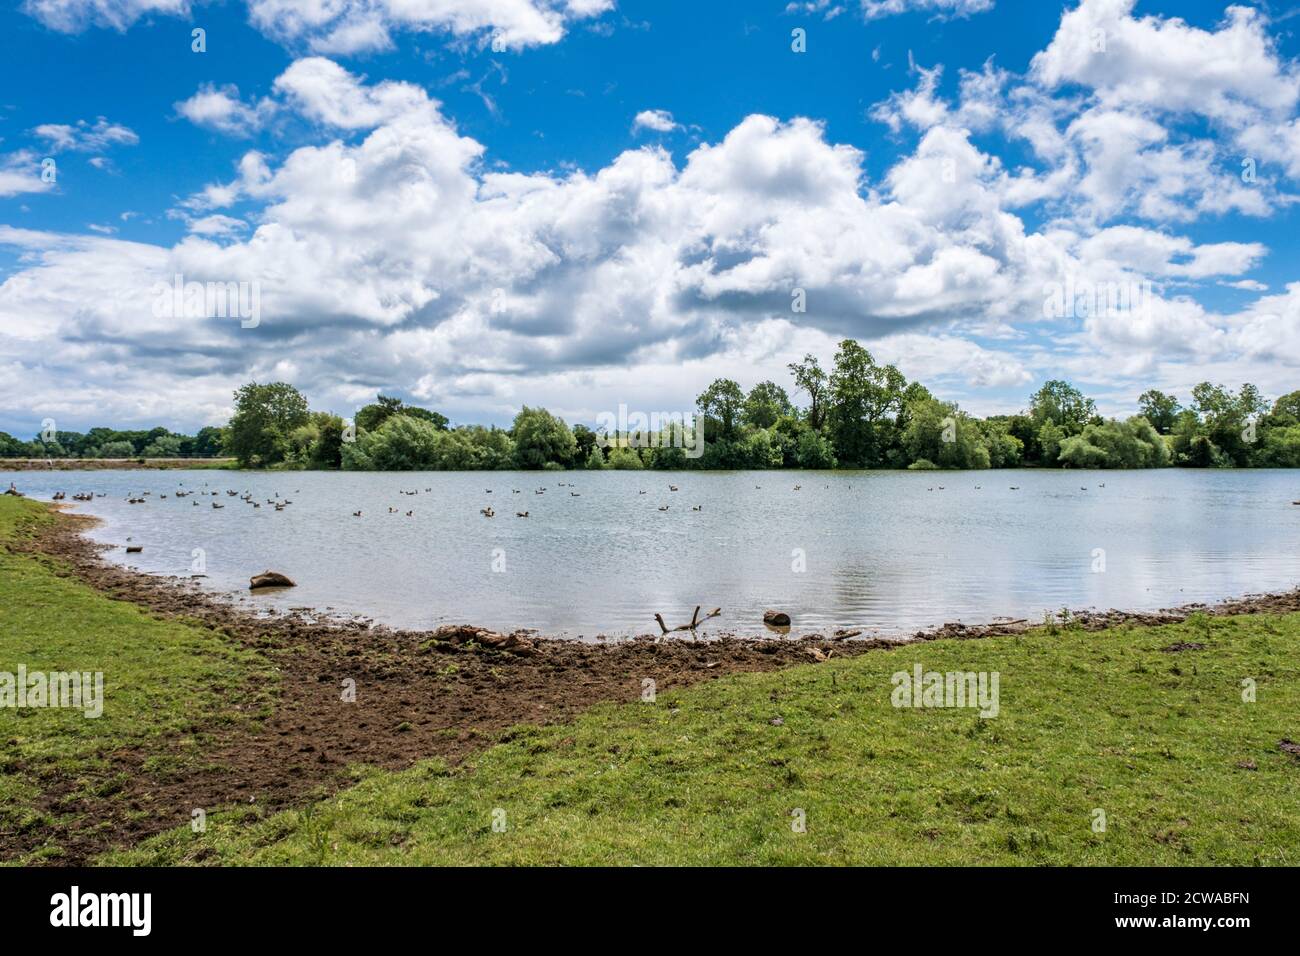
[655,606,723,635]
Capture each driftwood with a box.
[654,606,722,635]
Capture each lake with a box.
[6,468,1300,639]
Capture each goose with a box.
[793,485,801,491]
[570,492,581,497]
[638,490,647,495]
[691,505,702,512]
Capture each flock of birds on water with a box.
[34,479,1126,525]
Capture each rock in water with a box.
[763,610,792,627]
[250,570,296,590]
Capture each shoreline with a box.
[10,500,1300,863]
[1,458,236,471]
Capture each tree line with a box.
[5,339,1299,470]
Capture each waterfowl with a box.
[516,511,529,517]
[793,485,801,491]
[691,505,702,511]
[480,507,496,518]
[658,505,669,511]
[212,502,224,509]
[353,510,362,517]
[570,492,581,497]
[405,510,414,517]
[669,485,679,491]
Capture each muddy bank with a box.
[9,504,1300,865]
[1,458,235,471]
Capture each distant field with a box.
[1,458,237,471]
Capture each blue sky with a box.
[3,0,1300,436]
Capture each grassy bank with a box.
[0,497,274,863]
[113,610,1300,866]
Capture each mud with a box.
[7,504,1300,864]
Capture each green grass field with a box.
[0,496,275,863]
[116,606,1300,866]
[3,494,1299,865]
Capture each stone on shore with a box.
[250,570,296,590]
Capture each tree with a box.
[572,424,598,463]
[511,406,577,469]
[794,427,836,468]
[225,382,310,467]
[356,395,448,433]
[696,379,745,442]
[190,426,226,457]
[787,354,829,430]
[1029,380,1095,434]
[342,415,441,470]
[1137,389,1180,434]
[141,435,183,458]
[826,340,906,467]
[97,440,136,459]
[743,381,793,430]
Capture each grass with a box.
[109,610,1300,866]
[0,496,275,863]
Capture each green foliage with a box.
[1029,380,1096,434]
[827,340,906,468]
[355,395,448,434]
[1138,389,1180,434]
[742,381,793,430]
[1057,417,1169,469]
[511,406,577,469]
[696,379,746,442]
[225,382,310,467]
[606,446,645,470]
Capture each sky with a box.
[2,0,1300,437]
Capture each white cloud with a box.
[633,109,679,133]
[0,151,53,198]
[31,117,138,153]
[24,0,615,51]
[175,84,276,137]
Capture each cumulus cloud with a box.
[633,109,679,133]
[31,117,138,153]
[24,0,614,51]
[175,85,276,137]
[6,1,1300,429]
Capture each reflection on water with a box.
[6,468,1300,639]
